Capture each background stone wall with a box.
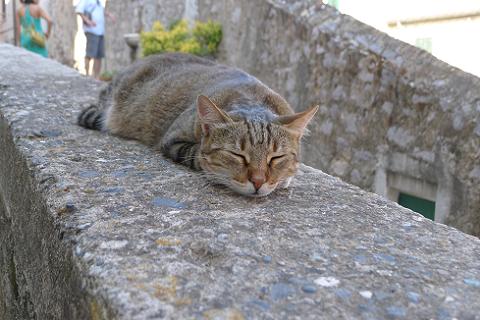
[45,0,77,66]
[104,0,185,72]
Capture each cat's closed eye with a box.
[224,150,249,165]
[268,154,293,168]
[212,150,247,167]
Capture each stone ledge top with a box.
[1,44,480,319]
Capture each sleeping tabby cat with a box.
[78,53,318,197]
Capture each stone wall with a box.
[0,0,15,43]
[2,43,480,320]
[104,0,186,72]
[0,45,113,320]
[45,0,77,66]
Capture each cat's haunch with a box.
[78,53,318,197]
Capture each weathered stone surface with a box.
[105,0,186,71]
[2,44,480,319]
[45,0,77,67]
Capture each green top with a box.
[20,5,48,57]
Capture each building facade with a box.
[332,0,480,77]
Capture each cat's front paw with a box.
[279,177,293,189]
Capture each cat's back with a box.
[113,53,260,100]
[105,53,292,145]
[120,52,216,77]
[114,53,225,89]
[105,53,236,144]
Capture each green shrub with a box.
[99,70,115,82]
[140,19,222,57]
[193,20,223,56]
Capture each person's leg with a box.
[93,59,102,79]
[85,32,99,77]
[92,35,105,80]
[85,57,91,76]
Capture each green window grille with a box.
[415,38,433,53]
[398,192,435,220]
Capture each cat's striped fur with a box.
[77,104,103,130]
[78,53,318,197]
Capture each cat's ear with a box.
[197,95,233,135]
[275,105,319,137]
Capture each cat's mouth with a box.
[200,164,281,197]
[250,189,274,197]
[248,182,278,197]
[224,178,277,197]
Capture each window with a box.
[374,154,451,223]
[415,37,433,53]
[398,192,435,220]
[327,0,340,9]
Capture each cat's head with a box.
[196,95,318,197]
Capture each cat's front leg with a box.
[161,139,201,170]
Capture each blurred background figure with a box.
[15,0,52,57]
[75,0,114,79]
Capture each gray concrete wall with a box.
[2,44,480,319]
[104,0,186,72]
[0,45,113,319]
[0,0,15,43]
[46,0,77,66]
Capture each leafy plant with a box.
[192,20,223,56]
[99,70,115,81]
[140,19,222,57]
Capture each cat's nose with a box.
[250,172,266,191]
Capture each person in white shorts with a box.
[76,0,114,79]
